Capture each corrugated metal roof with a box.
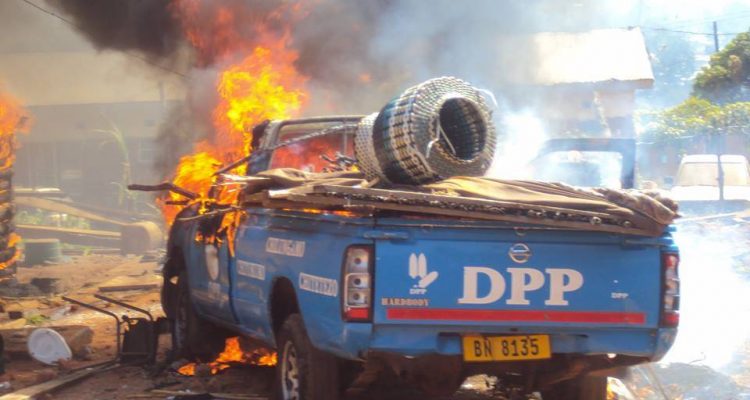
[498,28,654,88]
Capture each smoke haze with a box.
[44,0,183,60]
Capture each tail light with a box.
[342,246,373,322]
[661,252,680,327]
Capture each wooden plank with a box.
[308,184,613,218]
[16,225,119,248]
[98,284,159,293]
[0,364,117,400]
[283,194,656,237]
[15,197,125,227]
[97,274,161,293]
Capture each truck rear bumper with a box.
[364,326,677,361]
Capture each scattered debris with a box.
[28,278,61,295]
[0,363,118,400]
[97,275,161,293]
[21,239,63,267]
[0,320,26,330]
[27,328,72,365]
[1,325,93,360]
[6,312,22,321]
[623,362,750,399]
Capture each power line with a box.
[17,0,188,80]
[640,26,746,36]
[647,10,750,29]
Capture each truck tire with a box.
[172,270,226,360]
[275,314,341,400]
[541,375,607,400]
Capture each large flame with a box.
[0,89,30,270]
[162,1,307,224]
[178,337,277,376]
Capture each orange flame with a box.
[177,337,277,376]
[0,89,30,270]
[0,90,29,171]
[162,1,307,224]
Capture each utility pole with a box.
[713,20,726,201]
[713,21,720,52]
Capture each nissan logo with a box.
[508,243,531,264]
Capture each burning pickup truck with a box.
[143,78,680,400]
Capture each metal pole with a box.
[713,21,720,52]
[714,21,726,201]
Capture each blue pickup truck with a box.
[160,117,680,400]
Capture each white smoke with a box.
[487,110,548,179]
[662,222,750,370]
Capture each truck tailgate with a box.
[373,236,661,329]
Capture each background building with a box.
[0,1,185,211]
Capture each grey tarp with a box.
[242,168,678,236]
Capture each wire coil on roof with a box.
[356,77,496,184]
[353,113,381,181]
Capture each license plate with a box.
[462,335,551,362]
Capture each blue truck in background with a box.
[159,117,680,400]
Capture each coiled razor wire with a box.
[356,76,496,185]
[354,113,381,181]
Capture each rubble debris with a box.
[27,328,72,365]
[47,305,72,321]
[0,281,42,298]
[22,239,63,267]
[624,363,750,399]
[0,325,93,360]
[28,278,61,295]
[0,363,118,400]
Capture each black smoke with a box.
[43,0,642,175]
[44,0,183,59]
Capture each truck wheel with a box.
[541,375,607,400]
[275,314,341,400]
[172,270,225,360]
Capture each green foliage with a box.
[694,32,750,103]
[641,96,750,142]
[26,314,49,325]
[643,29,750,144]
